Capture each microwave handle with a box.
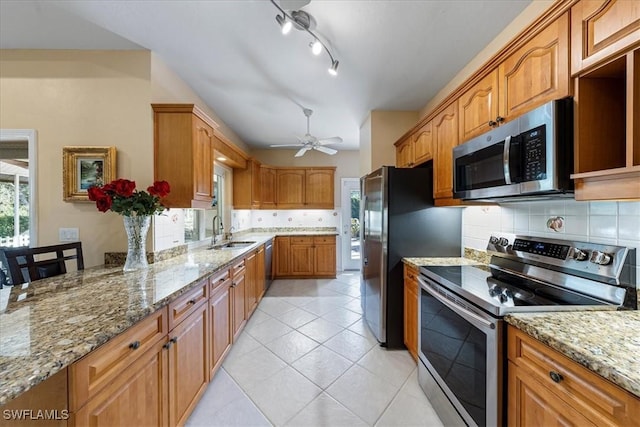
[503,135,512,185]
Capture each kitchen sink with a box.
[209,241,256,250]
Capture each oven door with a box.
[418,275,503,427]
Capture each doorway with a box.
[341,178,361,271]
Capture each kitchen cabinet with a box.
[508,325,640,426]
[256,244,266,300]
[245,250,258,316]
[395,122,434,168]
[231,258,247,342]
[403,264,419,362]
[433,101,461,205]
[395,136,413,168]
[276,168,335,209]
[209,268,232,379]
[152,104,216,209]
[458,14,570,142]
[570,0,640,75]
[274,235,336,278]
[260,166,277,209]
[233,159,261,209]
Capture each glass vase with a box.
[123,215,151,272]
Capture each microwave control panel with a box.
[522,124,546,181]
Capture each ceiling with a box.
[0,0,532,152]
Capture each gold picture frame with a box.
[63,146,116,201]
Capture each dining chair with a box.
[1,242,84,285]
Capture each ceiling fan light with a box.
[276,14,292,35]
[328,60,339,76]
[311,39,322,55]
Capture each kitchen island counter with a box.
[506,311,640,398]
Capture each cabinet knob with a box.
[170,336,178,344]
[163,342,172,350]
[549,371,564,383]
[188,299,197,305]
[129,340,141,350]
[488,120,497,127]
[496,116,505,123]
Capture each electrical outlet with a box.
[59,228,79,242]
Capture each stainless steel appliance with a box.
[418,234,636,426]
[453,98,573,201]
[360,165,462,348]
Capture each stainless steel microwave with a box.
[453,98,573,201]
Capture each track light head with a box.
[276,14,292,34]
[310,39,322,55]
[328,60,339,76]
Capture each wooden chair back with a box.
[2,242,84,285]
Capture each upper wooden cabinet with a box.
[571,0,640,75]
[395,121,434,168]
[433,101,461,204]
[153,104,217,209]
[395,136,413,168]
[276,167,335,209]
[458,70,500,142]
[260,166,277,209]
[305,168,335,208]
[276,169,306,208]
[233,159,262,209]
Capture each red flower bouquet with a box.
[88,179,170,216]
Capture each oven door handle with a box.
[503,135,512,185]
[418,276,496,332]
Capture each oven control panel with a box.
[512,238,569,260]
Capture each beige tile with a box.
[301,298,344,316]
[343,298,364,314]
[298,317,344,343]
[276,307,318,329]
[186,392,272,426]
[225,332,262,360]
[324,329,377,362]
[257,297,297,317]
[357,346,416,387]
[375,382,443,427]
[245,366,322,426]
[292,345,354,389]
[322,306,362,328]
[245,317,293,344]
[223,345,287,389]
[265,330,319,364]
[347,318,376,340]
[285,392,368,427]
[186,369,247,423]
[326,364,401,425]
[245,308,274,328]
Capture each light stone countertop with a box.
[402,257,483,269]
[0,229,338,405]
[506,311,640,398]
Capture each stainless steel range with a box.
[417,234,637,427]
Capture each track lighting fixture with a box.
[270,0,339,76]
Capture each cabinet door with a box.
[256,246,266,301]
[274,237,290,277]
[290,239,314,276]
[260,166,277,209]
[396,137,414,167]
[403,266,419,362]
[499,13,570,121]
[305,169,335,208]
[209,279,232,379]
[73,340,169,427]
[413,121,434,165]
[571,0,640,75]
[231,270,247,341]
[245,252,258,316]
[276,169,305,208]
[458,70,499,142]
[508,361,596,427]
[193,116,214,203]
[232,159,259,210]
[167,303,208,427]
[313,236,336,277]
[433,101,459,200]
[250,160,261,208]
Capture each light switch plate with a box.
[59,228,79,242]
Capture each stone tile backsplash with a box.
[231,209,341,232]
[153,208,185,252]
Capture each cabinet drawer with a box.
[291,236,313,244]
[508,327,640,426]
[209,268,231,293]
[232,258,246,276]
[168,279,209,330]
[313,236,335,244]
[69,308,168,411]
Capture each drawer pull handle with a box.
[549,371,564,383]
[188,299,197,305]
[163,342,171,350]
[129,341,141,350]
[170,336,178,344]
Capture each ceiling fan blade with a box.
[313,146,337,155]
[270,144,304,147]
[295,147,311,157]
[317,136,343,145]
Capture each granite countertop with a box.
[402,257,483,269]
[0,228,337,405]
[506,311,640,398]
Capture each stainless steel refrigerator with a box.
[360,165,462,348]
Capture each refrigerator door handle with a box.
[361,194,368,263]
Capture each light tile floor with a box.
[187,272,444,427]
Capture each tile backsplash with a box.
[231,209,341,231]
[153,209,185,251]
[463,200,640,274]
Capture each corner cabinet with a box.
[233,158,262,209]
[403,264,419,362]
[507,325,640,426]
[433,101,461,205]
[274,235,336,279]
[153,104,217,209]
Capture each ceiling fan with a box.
[270,108,342,157]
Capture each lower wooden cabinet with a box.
[231,259,247,342]
[245,250,258,316]
[508,325,640,426]
[403,264,419,362]
[209,271,232,379]
[274,235,336,278]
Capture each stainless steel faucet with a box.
[212,215,223,245]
